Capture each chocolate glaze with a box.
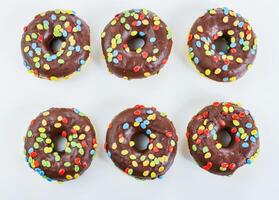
[188,8,257,82]
[21,10,91,80]
[186,102,260,176]
[105,105,178,179]
[101,9,173,79]
[24,108,97,182]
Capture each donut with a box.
[24,108,97,182]
[186,102,260,175]
[101,9,173,79]
[187,7,257,82]
[105,105,178,179]
[21,9,91,80]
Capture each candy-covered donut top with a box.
[186,102,260,175]
[24,108,97,182]
[21,10,91,80]
[101,9,173,79]
[105,105,178,179]
[188,8,257,82]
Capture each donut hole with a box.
[53,135,67,152]
[132,133,150,151]
[49,37,65,53]
[128,36,145,51]
[216,129,232,147]
[214,35,231,54]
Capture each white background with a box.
[0,0,278,199]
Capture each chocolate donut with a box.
[24,108,97,182]
[21,9,91,80]
[188,7,257,82]
[105,105,178,179]
[101,9,172,79]
[186,102,260,176]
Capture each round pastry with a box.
[188,7,257,82]
[24,108,97,182]
[21,9,91,80]
[186,102,260,176]
[105,105,178,179]
[101,9,173,79]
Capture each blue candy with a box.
[193,57,199,64]
[135,117,143,123]
[195,41,201,48]
[242,142,249,148]
[122,123,129,130]
[246,123,253,129]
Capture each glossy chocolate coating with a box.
[21,10,91,80]
[101,9,173,79]
[105,105,178,179]
[24,108,97,182]
[188,8,257,82]
[187,102,260,176]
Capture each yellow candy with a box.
[41,119,47,126]
[142,19,149,25]
[83,45,91,51]
[129,141,135,147]
[36,24,43,30]
[33,57,40,62]
[148,143,153,150]
[133,122,140,127]
[236,57,243,63]
[215,68,221,74]
[192,133,198,140]
[85,125,91,132]
[54,123,62,128]
[131,31,138,36]
[223,16,229,23]
[144,72,151,77]
[150,172,156,178]
[143,170,149,177]
[158,166,165,173]
[121,150,128,156]
[130,155,136,160]
[78,134,86,140]
[110,19,117,25]
[73,125,80,131]
[148,154,155,160]
[204,152,211,159]
[227,30,234,35]
[24,46,29,53]
[156,143,163,149]
[205,69,211,76]
[43,111,49,116]
[154,20,160,26]
[150,133,156,139]
[132,161,138,167]
[112,143,117,150]
[209,9,216,15]
[194,34,200,40]
[216,143,222,149]
[118,137,124,144]
[66,175,73,180]
[197,26,203,33]
[143,160,149,166]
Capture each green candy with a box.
[65,147,71,153]
[78,148,84,155]
[64,162,71,167]
[27,130,33,137]
[74,165,80,172]
[33,142,39,149]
